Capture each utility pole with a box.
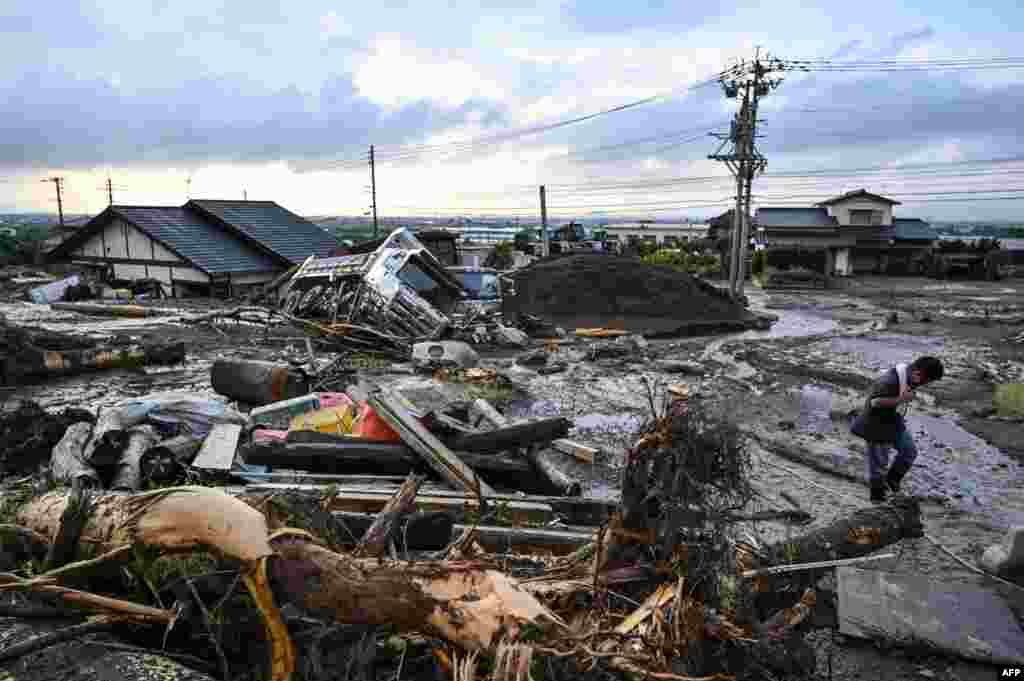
[243,189,248,201]
[539,185,549,258]
[709,49,784,300]
[106,177,113,206]
[369,145,379,238]
[42,177,65,229]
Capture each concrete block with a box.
[837,567,1024,666]
[981,526,1024,578]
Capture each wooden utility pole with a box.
[42,177,65,229]
[539,185,549,257]
[709,50,784,300]
[106,177,113,206]
[369,145,379,239]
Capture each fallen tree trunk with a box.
[353,473,424,557]
[14,487,561,654]
[50,421,99,486]
[737,496,924,625]
[526,446,583,497]
[110,426,160,492]
[267,531,561,649]
[7,341,186,380]
[448,418,571,453]
[49,302,174,318]
[467,400,583,497]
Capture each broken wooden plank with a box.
[354,473,425,557]
[232,483,615,526]
[615,582,676,634]
[837,567,1024,666]
[368,387,496,496]
[190,423,242,471]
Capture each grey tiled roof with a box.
[112,207,280,274]
[755,207,839,228]
[189,200,338,264]
[885,218,938,241]
[817,189,901,206]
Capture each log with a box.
[527,446,583,497]
[448,418,571,453]
[368,388,496,497]
[49,302,172,318]
[737,496,924,625]
[6,340,186,380]
[353,473,425,557]
[110,425,160,492]
[551,439,597,464]
[50,421,99,486]
[12,488,560,653]
[467,400,583,497]
[267,532,560,650]
[83,407,131,468]
[140,434,205,485]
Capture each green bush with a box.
[751,249,768,277]
[641,249,721,275]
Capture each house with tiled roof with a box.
[754,189,938,276]
[49,200,338,297]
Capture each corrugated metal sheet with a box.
[756,207,839,228]
[112,207,280,274]
[190,200,338,264]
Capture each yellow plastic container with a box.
[289,404,357,435]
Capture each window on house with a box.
[849,209,883,226]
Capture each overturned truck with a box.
[281,229,468,344]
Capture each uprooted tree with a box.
[0,389,924,681]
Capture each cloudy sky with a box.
[2,0,1023,221]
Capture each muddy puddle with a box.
[829,334,947,371]
[795,383,1024,529]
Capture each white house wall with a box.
[827,200,894,227]
[71,217,210,287]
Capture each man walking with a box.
[850,356,945,502]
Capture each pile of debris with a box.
[0,378,932,681]
[501,253,761,335]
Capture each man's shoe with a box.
[886,462,911,494]
[869,479,887,503]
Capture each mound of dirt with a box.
[504,253,749,334]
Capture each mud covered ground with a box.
[1,276,1023,680]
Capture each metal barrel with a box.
[210,359,310,406]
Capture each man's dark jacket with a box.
[850,367,905,443]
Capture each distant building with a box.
[49,200,338,297]
[603,222,711,247]
[713,190,938,278]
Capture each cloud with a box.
[562,0,724,34]
[0,66,506,171]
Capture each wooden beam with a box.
[368,387,496,497]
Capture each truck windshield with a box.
[455,271,499,299]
